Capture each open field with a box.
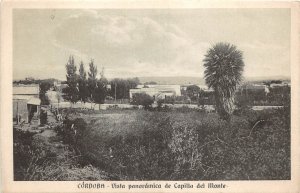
[53,106,290,180]
[13,105,290,180]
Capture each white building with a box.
[130,85,181,100]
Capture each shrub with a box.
[131,93,154,110]
[164,96,175,104]
[234,93,250,111]
[59,118,87,149]
[40,109,47,125]
[13,128,37,180]
[13,126,109,181]
[156,99,164,110]
[169,122,204,180]
[53,108,290,180]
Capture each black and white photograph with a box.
[1,1,300,192]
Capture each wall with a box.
[13,99,28,122]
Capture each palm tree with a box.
[203,42,244,121]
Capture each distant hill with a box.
[13,78,61,85]
[138,76,205,85]
[138,76,291,85]
[244,76,291,82]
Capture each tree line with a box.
[16,42,246,122]
[63,56,108,104]
[63,56,140,104]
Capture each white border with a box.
[1,1,299,193]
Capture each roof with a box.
[13,95,33,100]
[270,83,290,88]
[13,85,39,95]
[241,84,266,90]
[136,85,145,89]
[27,97,41,105]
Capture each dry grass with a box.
[13,125,110,181]
[69,108,290,180]
[15,107,290,181]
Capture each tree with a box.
[128,77,140,89]
[78,61,88,103]
[94,67,108,104]
[64,56,79,103]
[40,108,47,125]
[131,93,154,110]
[87,59,97,102]
[39,81,52,105]
[186,85,200,101]
[110,78,140,99]
[197,89,206,107]
[203,42,244,121]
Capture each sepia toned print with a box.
[1,1,300,193]
[12,8,291,181]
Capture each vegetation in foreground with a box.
[14,105,290,180]
[51,104,290,180]
[13,124,111,180]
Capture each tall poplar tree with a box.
[65,55,79,103]
[78,61,88,103]
[87,59,97,102]
[94,67,108,104]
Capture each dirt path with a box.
[30,111,111,180]
[38,129,56,138]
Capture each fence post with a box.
[16,100,19,124]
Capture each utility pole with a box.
[57,92,60,116]
[16,100,19,124]
[114,83,117,103]
[246,84,248,100]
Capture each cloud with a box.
[238,41,290,77]
[52,39,90,61]
[52,10,207,78]
[13,9,291,80]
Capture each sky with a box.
[13,9,291,80]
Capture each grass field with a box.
[60,107,290,180]
[14,105,290,180]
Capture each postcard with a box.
[1,0,299,192]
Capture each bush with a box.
[13,128,37,180]
[58,118,87,149]
[53,108,290,180]
[131,93,154,110]
[156,99,164,110]
[13,126,109,181]
[40,109,47,125]
[164,96,175,104]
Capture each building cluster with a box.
[12,80,291,124]
[130,85,181,100]
[129,84,213,100]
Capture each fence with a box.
[50,102,135,110]
[50,101,282,112]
